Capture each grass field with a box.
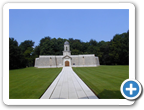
[9,66,129,99]
[9,67,62,99]
[73,65,129,99]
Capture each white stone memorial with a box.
[35,41,100,68]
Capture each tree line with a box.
[9,31,129,69]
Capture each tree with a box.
[33,46,40,57]
[56,38,65,55]
[71,40,83,54]
[39,36,52,55]
[19,40,35,67]
[71,49,80,55]
[108,32,129,65]
[89,39,98,46]
[9,38,21,69]
[19,40,34,53]
[9,30,129,69]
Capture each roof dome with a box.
[64,41,69,45]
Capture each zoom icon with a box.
[121,79,142,100]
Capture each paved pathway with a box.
[40,67,98,99]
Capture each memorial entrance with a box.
[65,61,69,66]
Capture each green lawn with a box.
[10,66,129,99]
[73,65,129,99]
[9,67,62,99]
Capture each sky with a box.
[9,9,129,47]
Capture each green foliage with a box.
[9,38,35,69]
[34,30,129,65]
[71,49,80,55]
[39,36,65,55]
[9,30,129,69]
[19,40,34,53]
[19,40,35,67]
[9,38,22,69]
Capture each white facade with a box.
[35,41,100,68]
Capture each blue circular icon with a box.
[123,81,139,97]
[121,79,142,100]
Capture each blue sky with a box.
[9,9,129,47]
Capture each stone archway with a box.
[65,61,69,66]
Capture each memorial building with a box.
[35,41,100,68]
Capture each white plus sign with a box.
[126,83,137,95]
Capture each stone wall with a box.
[71,54,98,67]
[95,57,100,66]
[56,56,63,67]
[71,55,79,66]
[35,58,40,67]
[35,54,100,68]
[84,55,95,66]
[35,55,63,68]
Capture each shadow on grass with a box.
[98,89,125,99]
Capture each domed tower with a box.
[63,41,71,56]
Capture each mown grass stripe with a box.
[9,67,62,99]
[73,65,129,99]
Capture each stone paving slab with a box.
[40,67,99,99]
